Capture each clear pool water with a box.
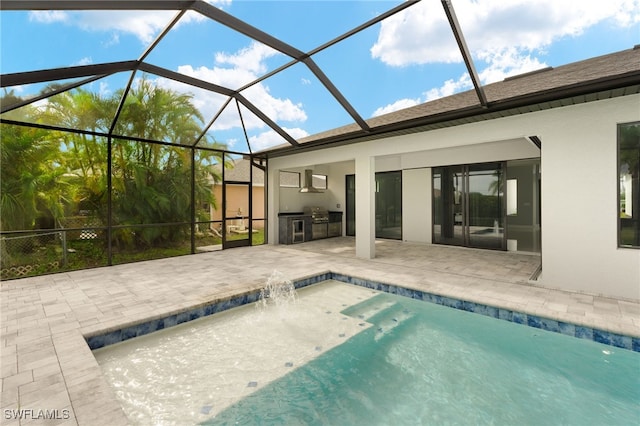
[95,280,640,425]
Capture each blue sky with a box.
[2,0,639,152]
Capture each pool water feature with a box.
[257,270,297,308]
[93,280,379,424]
[94,280,640,425]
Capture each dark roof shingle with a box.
[269,48,640,153]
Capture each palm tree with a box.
[41,87,112,222]
[2,78,227,251]
[0,91,68,232]
[108,76,223,248]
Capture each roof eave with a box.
[264,70,640,158]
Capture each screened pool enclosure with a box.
[0,0,517,278]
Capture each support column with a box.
[267,165,279,245]
[355,155,375,259]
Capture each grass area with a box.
[225,229,265,245]
[1,239,107,280]
[1,229,267,280]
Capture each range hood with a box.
[299,169,324,193]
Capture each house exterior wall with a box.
[277,162,353,213]
[403,168,432,244]
[278,182,332,213]
[268,94,640,300]
[211,185,265,226]
[538,95,639,300]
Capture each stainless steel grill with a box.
[304,206,329,239]
[303,206,329,224]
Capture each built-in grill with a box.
[304,206,330,223]
[303,206,330,239]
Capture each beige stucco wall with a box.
[211,184,265,228]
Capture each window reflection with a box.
[619,122,640,248]
[432,163,505,250]
[375,171,402,240]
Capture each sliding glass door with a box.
[346,174,356,236]
[375,171,402,240]
[506,159,541,252]
[433,162,505,250]
[433,166,465,245]
[467,163,505,249]
[344,171,402,240]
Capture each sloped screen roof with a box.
[0,0,484,155]
[1,0,639,157]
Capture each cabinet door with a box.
[291,219,305,243]
[328,222,342,237]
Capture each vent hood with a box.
[299,169,324,193]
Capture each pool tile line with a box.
[85,270,639,353]
[85,271,332,350]
[328,272,640,352]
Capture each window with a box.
[619,122,640,248]
[375,171,402,240]
[312,174,328,190]
[433,163,505,250]
[279,171,300,188]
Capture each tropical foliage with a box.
[1,76,225,254]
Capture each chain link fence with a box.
[1,216,106,280]
[1,231,67,279]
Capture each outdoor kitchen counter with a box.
[278,211,342,244]
[278,213,311,244]
[327,211,343,237]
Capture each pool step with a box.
[370,304,415,341]
[342,295,414,339]
[341,295,397,322]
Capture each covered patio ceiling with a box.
[1,0,484,156]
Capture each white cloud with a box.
[29,10,178,45]
[214,42,277,75]
[613,0,640,26]
[226,138,239,149]
[372,73,472,116]
[150,73,234,128]
[103,33,120,48]
[29,11,68,24]
[372,0,639,68]
[147,41,307,135]
[416,49,547,106]
[372,0,639,111]
[372,98,421,117]
[370,1,460,66]
[249,127,309,151]
[77,11,177,44]
[424,74,472,102]
[175,72,306,131]
[98,81,112,98]
[377,48,547,112]
[27,1,232,45]
[73,57,93,66]
[476,48,548,84]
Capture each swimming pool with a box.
[93,278,640,425]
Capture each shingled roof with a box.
[212,158,265,186]
[263,47,640,157]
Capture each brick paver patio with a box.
[1,238,638,425]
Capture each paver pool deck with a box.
[1,237,639,425]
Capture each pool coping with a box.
[85,271,640,353]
